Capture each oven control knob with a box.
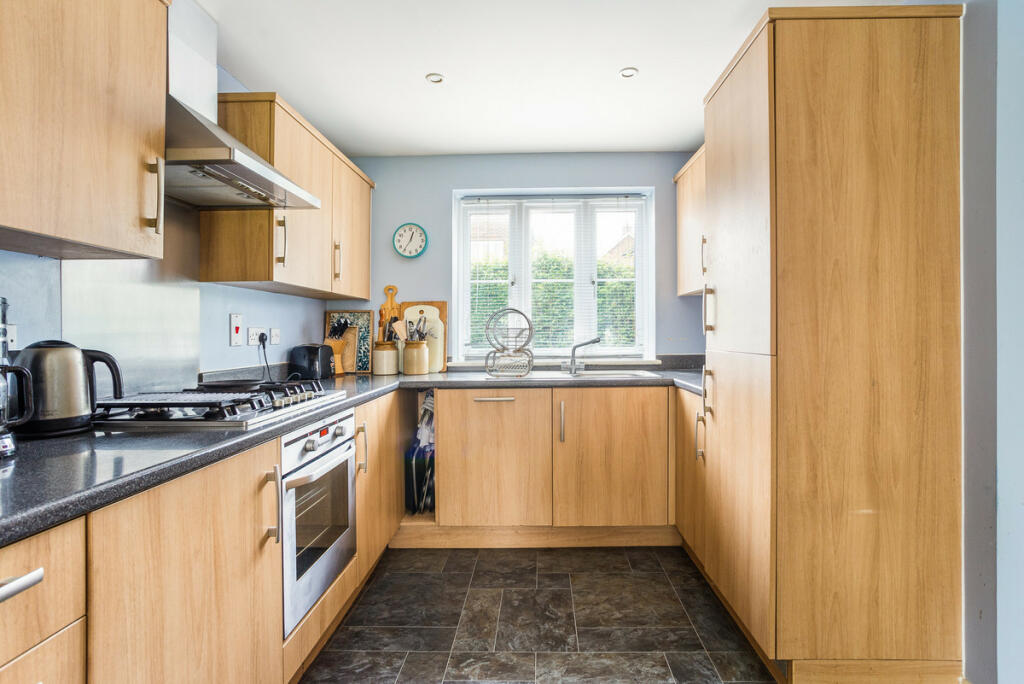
[272,398,286,409]
[334,425,348,438]
[303,438,317,452]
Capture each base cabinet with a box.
[0,618,85,684]
[86,441,283,684]
[436,388,553,526]
[552,387,668,527]
[674,387,706,561]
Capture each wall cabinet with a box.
[436,389,553,526]
[552,387,668,526]
[673,146,706,296]
[692,6,963,675]
[86,440,283,683]
[200,92,373,299]
[0,0,167,259]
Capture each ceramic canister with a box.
[372,342,399,376]
[402,340,429,376]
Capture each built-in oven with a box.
[273,409,357,637]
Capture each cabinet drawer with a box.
[0,518,85,666]
[0,618,85,684]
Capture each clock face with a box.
[393,223,428,258]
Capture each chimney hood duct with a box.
[163,96,320,210]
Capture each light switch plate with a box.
[270,328,281,345]
[247,327,267,346]
[230,314,244,346]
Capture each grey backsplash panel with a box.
[61,202,201,396]
[0,250,62,344]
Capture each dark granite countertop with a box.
[0,370,701,547]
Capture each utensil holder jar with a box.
[403,340,429,375]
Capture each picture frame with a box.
[325,310,373,374]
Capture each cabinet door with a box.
[436,389,552,526]
[703,26,775,354]
[0,618,85,684]
[675,387,707,562]
[675,146,706,296]
[703,351,775,657]
[374,390,416,541]
[553,387,668,527]
[332,156,372,299]
[0,0,166,259]
[272,107,333,293]
[355,400,383,580]
[86,441,283,683]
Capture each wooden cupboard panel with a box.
[436,389,553,526]
[703,351,774,657]
[0,618,85,684]
[391,524,681,549]
[355,400,383,581]
[0,518,84,667]
[0,0,165,259]
[789,659,962,684]
[87,441,283,684]
[332,156,372,299]
[217,100,275,162]
[674,387,706,562]
[703,26,774,354]
[775,17,962,660]
[376,390,417,542]
[272,106,333,293]
[674,147,707,296]
[552,387,668,527]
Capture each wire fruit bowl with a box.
[483,308,534,377]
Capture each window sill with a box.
[447,358,662,370]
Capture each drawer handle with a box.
[701,284,715,332]
[700,234,707,274]
[265,465,282,544]
[334,241,343,279]
[473,397,515,402]
[144,157,165,234]
[700,365,712,415]
[0,567,44,603]
[560,400,565,442]
[694,413,706,462]
[276,216,288,265]
[356,422,369,472]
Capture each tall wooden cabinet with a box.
[86,441,283,683]
[674,387,706,560]
[684,6,963,678]
[0,0,167,259]
[673,146,706,296]
[200,93,373,299]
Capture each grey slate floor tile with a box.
[665,651,723,683]
[472,548,539,589]
[576,625,703,652]
[397,651,451,683]
[327,626,457,652]
[445,652,536,681]
[300,650,407,683]
[571,572,691,627]
[536,652,675,683]
[493,589,578,652]
[346,572,472,627]
[707,650,773,682]
[536,547,632,573]
[453,589,502,652]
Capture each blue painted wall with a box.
[327,152,704,356]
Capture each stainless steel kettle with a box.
[14,340,124,437]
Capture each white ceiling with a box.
[198,0,907,157]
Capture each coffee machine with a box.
[0,298,34,457]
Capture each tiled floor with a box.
[301,547,774,683]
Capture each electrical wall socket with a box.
[270,328,281,345]
[4,324,16,350]
[247,327,267,346]
[230,314,244,347]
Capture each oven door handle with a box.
[284,442,355,491]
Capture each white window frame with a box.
[451,187,656,361]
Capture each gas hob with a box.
[93,380,348,432]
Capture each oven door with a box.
[281,437,357,637]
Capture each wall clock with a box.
[393,223,428,258]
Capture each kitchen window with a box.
[453,191,654,360]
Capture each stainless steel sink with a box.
[484,369,660,381]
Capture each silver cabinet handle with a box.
[700,365,712,415]
[0,567,44,603]
[701,284,715,332]
[559,400,565,442]
[334,241,342,279]
[356,422,369,472]
[276,216,288,265]
[285,443,354,490]
[473,397,515,402]
[265,465,282,543]
[700,234,707,274]
[144,157,165,234]
[694,412,706,462]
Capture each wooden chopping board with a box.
[400,301,447,372]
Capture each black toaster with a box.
[287,344,336,379]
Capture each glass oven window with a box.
[292,454,351,580]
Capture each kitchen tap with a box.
[564,337,601,375]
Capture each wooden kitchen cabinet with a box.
[552,387,668,527]
[0,0,167,259]
[674,386,706,563]
[86,440,283,684]
[0,618,85,684]
[703,350,775,658]
[332,155,373,298]
[703,26,774,355]
[673,146,706,296]
[435,388,553,526]
[200,93,374,299]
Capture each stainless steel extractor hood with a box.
[164,96,320,210]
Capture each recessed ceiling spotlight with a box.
[425,72,444,84]
[619,66,639,79]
